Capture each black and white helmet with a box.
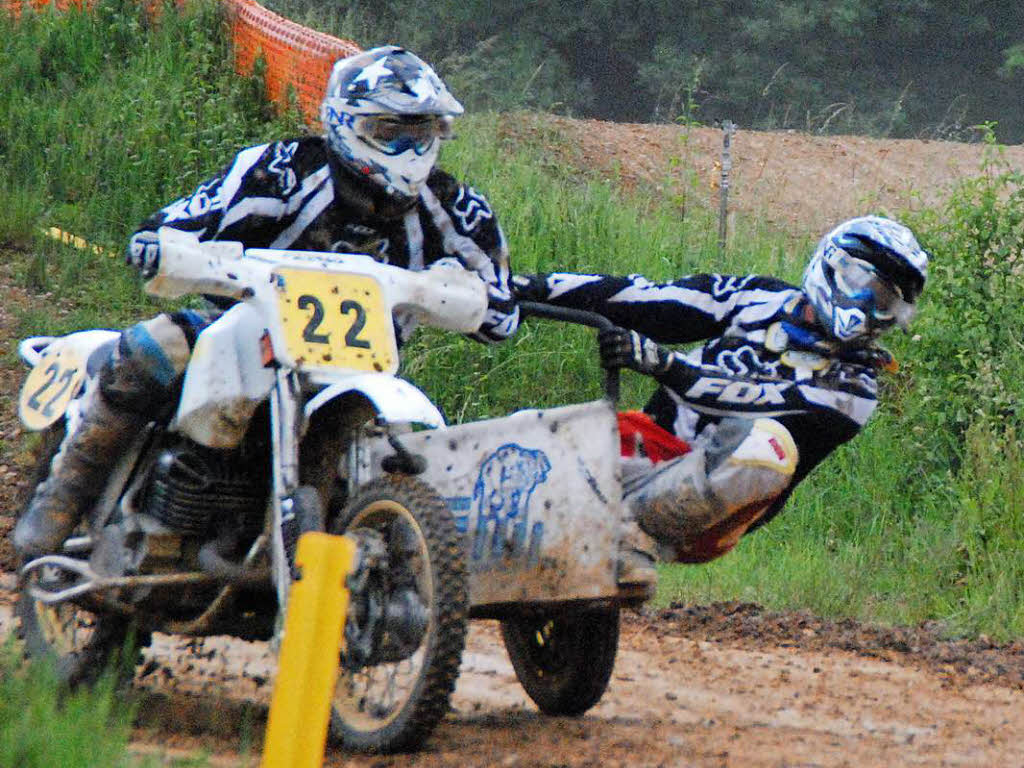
[802,216,929,344]
[320,46,463,207]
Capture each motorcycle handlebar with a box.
[518,301,620,403]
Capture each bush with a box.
[906,125,1024,439]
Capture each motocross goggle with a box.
[355,115,455,156]
[834,257,917,331]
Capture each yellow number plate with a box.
[275,268,397,373]
[19,347,86,431]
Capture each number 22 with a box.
[298,294,371,349]
[26,362,76,418]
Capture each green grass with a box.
[0,640,138,768]
[0,0,304,328]
[2,0,1023,652]
[0,637,215,766]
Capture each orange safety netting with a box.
[1,0,183,20]
[4,0,361,126]
[2,0,87,18]
[225,0,360,125]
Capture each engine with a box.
[141,439,268,542]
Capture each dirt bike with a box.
[14,227,486,752]
[13,229,655,752]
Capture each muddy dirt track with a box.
[2,579,1024,767]
[2,121,1024,766]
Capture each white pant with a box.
[621,418,798,563]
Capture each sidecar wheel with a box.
[501,606,620,716]
[328,475,468,753]
[14,424,146,688]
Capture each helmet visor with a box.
[836,259,917,330]
[355,115,455,156]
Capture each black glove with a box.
[125,230,161,279]
[511,273,550,302]
[841,344,898,372]
[598,327,672,374]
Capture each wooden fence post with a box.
[718,120,736,254]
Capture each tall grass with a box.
[0,641,136,768]
[1,0,1022,648]
[0,0,304,328]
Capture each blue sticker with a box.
[447,495,472,533]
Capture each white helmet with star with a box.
[320,46,464,207]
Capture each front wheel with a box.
[328,475,468,752]
[15,424,146,687]
[15,593,141,688]
[501,606,620,716]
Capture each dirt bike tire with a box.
[501,605,620,716]
[328,474,468,753]
[14,423,148,688]
[15,596,141,687]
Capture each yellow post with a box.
[261,532,356,768]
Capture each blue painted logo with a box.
[450,443,551,565]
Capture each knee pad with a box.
[708,418,797,508]
[99,314,193,413]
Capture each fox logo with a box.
[452,186,493,233]
[710,274,755,298]
[685,377,792,405]
[268,141,298,195]
[162,179,222,223]
[833,306,867,340]
[716,346,780,378]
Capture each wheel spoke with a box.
[327,475,467,752]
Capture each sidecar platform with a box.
[366,400,637,616]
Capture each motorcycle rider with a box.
[513,215,929,594]
[14,46,519,558]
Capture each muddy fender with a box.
[304,375,445,429]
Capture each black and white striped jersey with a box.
[132,136,518,343]
[536,271,889,527]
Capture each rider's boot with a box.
[616,458,662,598]
[13,385,146,559]
[624,418,798,565]
[616,516,660,598]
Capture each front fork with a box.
[269,372,379,615]
[268,371,421,624]
[269,368,303,613]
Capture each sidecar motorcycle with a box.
[12,229,659,754]
[358,300,662,722]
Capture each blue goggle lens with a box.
[356,115,454,156]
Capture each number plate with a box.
[274,268,397,373]
[19,347,86,431]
